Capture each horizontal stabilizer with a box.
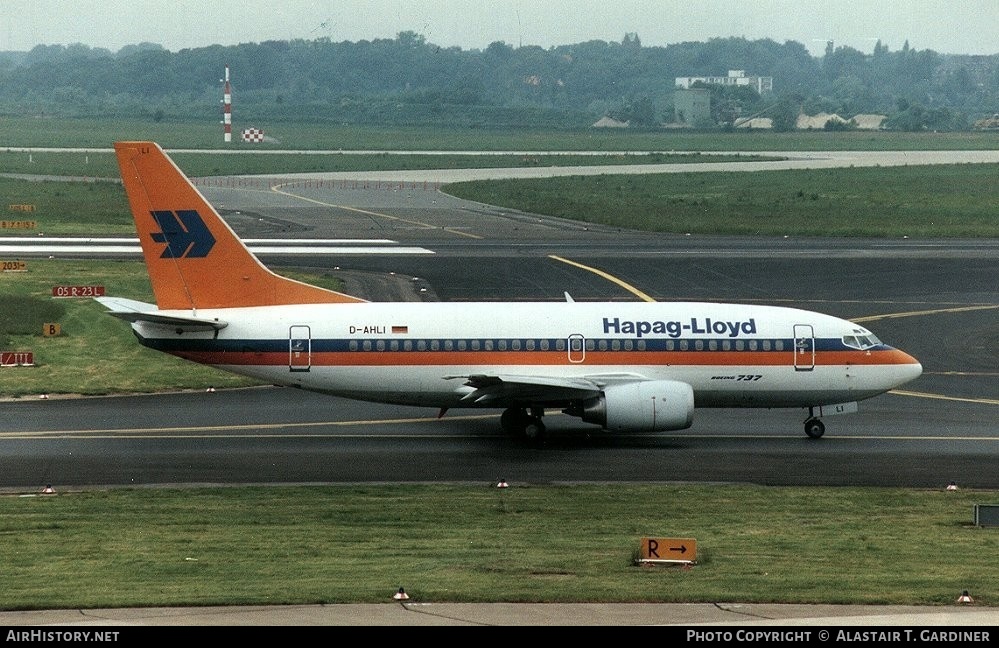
[94,296,228,332]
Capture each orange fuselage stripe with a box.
[173,348,917,368]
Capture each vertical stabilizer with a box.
[114,141,365,310]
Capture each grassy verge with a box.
[0,177,129,235]
[3,116,999,150]
[0,260,345,397]
[1,484,994,610]
[445,163,999,238]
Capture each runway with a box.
[2,383,996,489]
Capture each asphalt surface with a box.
[1,602,997,627]
[3,384,997,487]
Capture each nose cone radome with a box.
[892,349,923,387]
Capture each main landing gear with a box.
[501,407,547,446]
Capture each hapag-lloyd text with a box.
[604,316,757,339]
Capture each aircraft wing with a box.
[95,297,228,332]
[446,373,648,405]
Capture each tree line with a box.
[1,33,996,131]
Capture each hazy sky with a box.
[3,0,997,57]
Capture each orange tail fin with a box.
[114,141,365,310]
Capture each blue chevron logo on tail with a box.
[149,210,216,258]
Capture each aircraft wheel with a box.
[804,418,825,439]
[523,419,547,447]
[501,408,530,436]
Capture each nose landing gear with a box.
[804,416,825,439]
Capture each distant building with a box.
[851,114,887,130]
[675,70,773,95]
[797,112,851,129]
[796,113,887,130]
[973,114,999,130]
[734,117,773,129]
[592,116,630,128]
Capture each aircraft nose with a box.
[892,349,923,386]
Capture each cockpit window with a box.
[843,334,882,350]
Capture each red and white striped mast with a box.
[222,65,232,143]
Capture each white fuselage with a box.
[131,300,922,410]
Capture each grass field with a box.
[0,260,344,396]
[1,485,995,609]
[446,163,999,238]
[3,116,999,150]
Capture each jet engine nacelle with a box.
[576,380,695,432]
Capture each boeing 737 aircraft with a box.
[98,141,922,445]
